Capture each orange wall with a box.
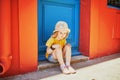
[0,0,12,76]
[0,0,37,77]
[18,0,38,74]
[90,0,120,58]
[7,0,20,76]
[1,0,120,77]
[80,0,120,58]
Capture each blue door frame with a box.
[38,0,80,61]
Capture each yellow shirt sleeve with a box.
[64,39,67,44]
[60,39,67,48]
[63,39,67,46]
[46,37,54,47]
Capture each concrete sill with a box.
[38,55,89,70]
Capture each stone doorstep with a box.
[38,55,89,70]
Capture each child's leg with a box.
[53,45,70,74]
[63,44,71,66]
[63,44,76,74]
[52,46,65,65]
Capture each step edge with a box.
[38,55,89,70]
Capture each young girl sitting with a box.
[45,21,76,74]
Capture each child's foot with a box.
[60,66,70,74]
[67,66,76,74]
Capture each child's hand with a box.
[47,47,53,54]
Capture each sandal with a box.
[67,66,76,74]
[60,66,70,74]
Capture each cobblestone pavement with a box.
[1,53,120,80]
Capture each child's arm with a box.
[46,37,54,54]
[46,47,53,54]
[52,44,61,49]
[46,44,60,54]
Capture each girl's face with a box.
[57,30,67,40]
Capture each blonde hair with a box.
[51,31,69,39]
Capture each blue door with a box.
[38,0,80,61]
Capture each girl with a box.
[45,21,76,74]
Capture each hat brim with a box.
[53,28,70,33]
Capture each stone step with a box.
[38,55,89,70]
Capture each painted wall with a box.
[0,0,37,77]
[0,0,12,76]
[80,0,120,58]
[0,0,120,77]
[18,0,38,74]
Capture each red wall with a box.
[0,0,13,76]
[0,0,37,77]
[80,0,120,58]
[79,0,91,56]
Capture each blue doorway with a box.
[38,0,80,61]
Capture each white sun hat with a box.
[53,21,70,33]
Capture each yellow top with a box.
[45,37,66,58]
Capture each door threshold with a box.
[38,55,89,70]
